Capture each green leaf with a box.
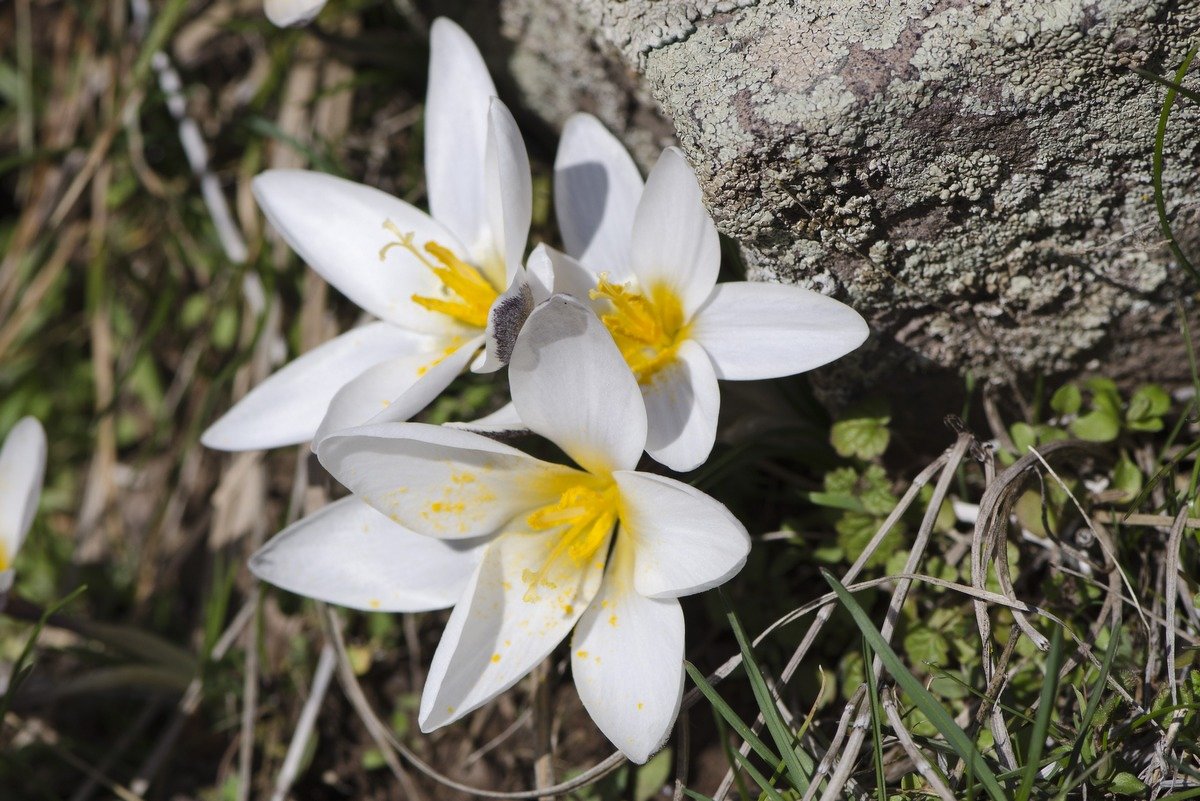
[903,626,950,668]
[836,512,891,568]
[1127,384,1170,421]
[821,572,1007,801]
[1085,377,1121,417]
[831,411,891,460]
[1050,384,1082,415]
[1112,454,1143,501]
[1010,422,1038,454]
[634,749,673,801]
[1108,772,1147,796]
[1015,626,1064,801]
[1070,409,1120,442]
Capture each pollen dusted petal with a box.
[317,422,578,540]
[614,470,750,599]
[419,521,608,731]
[249,497,486,612]
[202,323,440,451]
[312,334,483,444]
[571,533,683,764]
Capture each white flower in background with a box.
[552,114,870,471]
[316,296,751,763]
[0,418,48,598]
[202,18,537,451]
[264,0,326,27]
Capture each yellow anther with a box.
[589,275,689,384]
[521,482,619,602]
[379,220,499,328]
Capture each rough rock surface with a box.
[446,0,1200,386]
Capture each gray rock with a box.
[443,0,1200,387]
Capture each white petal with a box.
[201,323,436,451]
[313,335,482,443]
[264,0,325,26]
[509,296,646,474]
[629,148,719,318]
[641,341,719,472]
[254,170,473,335]
[523,245,556,304]
[614,470,750,598]
[554,114,643,278]
[483,98,532,289]
[419,522,608,730]
[0,417,47,563]
[250,497,486,612]
[690,282,869,380]
[317,422,576,539]
[426,17,496,259]
[480,272,534,373]
[446,402,528,436]
[571,533,683,763]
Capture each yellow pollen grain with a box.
[368,599,381,609]
[637,702,645,711]
[563,604,574,616]
[576,650,589,659]
[490,653,501,663]
[451,472,476,484]
[380,221,498,329]
[589,275,690,385]
[608,614,618,627]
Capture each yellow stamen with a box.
[521,481,619,602]
[379,221,499,328]
[589,275,689,384]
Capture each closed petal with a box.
[264,0,325,26]
[0,417,46,564]
[690,282,869,380]
[202,323,436,451]
[483,98,532,289]
[250,497,486,612]
[614,470,749,598]
[253,170,471,335]
[426,17,496,259]
[419,521,608,731]
[313,335,482,443]
[571,533,683,763]
[641,341,719,472]
[509,296,646,475]
[629,148,719,318]
[317,422,576,539]
[554,114,643,279]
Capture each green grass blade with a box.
[0,585,88,721]
[863,640,887,801]
[728,746,788,801]
[724,603,812,792]
[1064,623,1119,783]
[684,661,779,767]
[1015,624,1064,801]
[1151,43,1200,286]
[822,570,1007,801]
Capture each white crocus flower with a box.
[552,114,870,471]
[203,18,536,451]
[316,296,751,763]
[0,418,47,599]
[264,0,326,27]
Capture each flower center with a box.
[0,540,8,572]
[589,275,689,384]
[521,481,619,602]
[380,220,499,329]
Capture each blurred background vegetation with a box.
[2,2,1199,800]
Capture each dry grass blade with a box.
[881,687,956,801]
[268,643,337,801]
